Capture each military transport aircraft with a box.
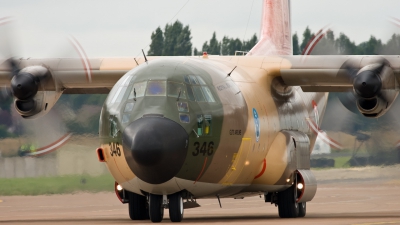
[1,0,399,223]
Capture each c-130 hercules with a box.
[1,0,398,222]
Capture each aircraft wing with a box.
[0,57,150,94]
[1,54,399,119]
[277,55,400,92]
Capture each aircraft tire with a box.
[298,202,306,217]
[169,193,184,222]
[149,194,164,222]
[277,185,299,218]
[128,192,149,220]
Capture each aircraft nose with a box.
[122,116,189,184]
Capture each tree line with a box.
[293,27,400,55]
[148,20,258,56]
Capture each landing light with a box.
[286,178,290,183]
[117,184,123,191]
[297,183,304,190]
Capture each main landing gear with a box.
[131,193,183,223]
[277,184,306,218]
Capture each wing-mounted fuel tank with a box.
[9,63,61,119]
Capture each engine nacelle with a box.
[14,90,62,119]
[339,62,398,118]
[11,65,61,119]
[353,63,398,118]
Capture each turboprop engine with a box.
[6,60,62,119]
[349,63,398,118]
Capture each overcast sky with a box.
[1,0,400,58]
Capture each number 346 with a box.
[192,142,214,156]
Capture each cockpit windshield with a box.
[107,74,216,105]
[146,81,167,96]
[168,82,187,99]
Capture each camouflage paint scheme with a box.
[97,55,326,199]
[1,54,398,200]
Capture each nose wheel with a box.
[149,194,164,222]
[169,193,184,222]
[128,192,149,220]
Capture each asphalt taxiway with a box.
[1,167,400,224]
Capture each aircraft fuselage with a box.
[99,56,327,199]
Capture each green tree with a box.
[292,33,300,55]
[356,36,382,55]
[335,33,357,55]
[148,27,164,56]
[174,25,192,56]
[243,33,258,51]
[202,41,210,54]
[221,36,230,55]
[204,32,220,55]
[163,21,183,56]
[381,34,400,55]
[300,27,314,54]
[326,30,335,42]
[193,47,199,56]
[310,30,337,55]
[219,37,243,55]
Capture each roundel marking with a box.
[252,108,260,142]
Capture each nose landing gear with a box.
[125,190,186,223]
[169,193,184,222]
[128,192,149,220]
[149,194,164,222]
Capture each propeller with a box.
[304,24,400,165]
[0,17,94,157]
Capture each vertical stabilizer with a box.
[248,0,292,56]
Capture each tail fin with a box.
[248,0,292,56]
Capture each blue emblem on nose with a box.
[252,108,260,142]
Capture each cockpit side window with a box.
[196,76,207,85]
[186,84,195,101]
[188,75,199,85]
[201,86,215,102]
[184,75,190,84]
[107,74,132,105]
[192,86,206,102]
[146,81,167,96]
[183,75,216,103]
[114,87,128,104]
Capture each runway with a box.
[1,168,400,224]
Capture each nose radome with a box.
[123,116,189,184]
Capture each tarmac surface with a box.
[1,166,400,224]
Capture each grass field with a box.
[334,156,351,168]
[0,174,115,196]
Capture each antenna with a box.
[227,66,237,76]
[216,194,222,208]
[134,58,139,66]
[142,49,148,63]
